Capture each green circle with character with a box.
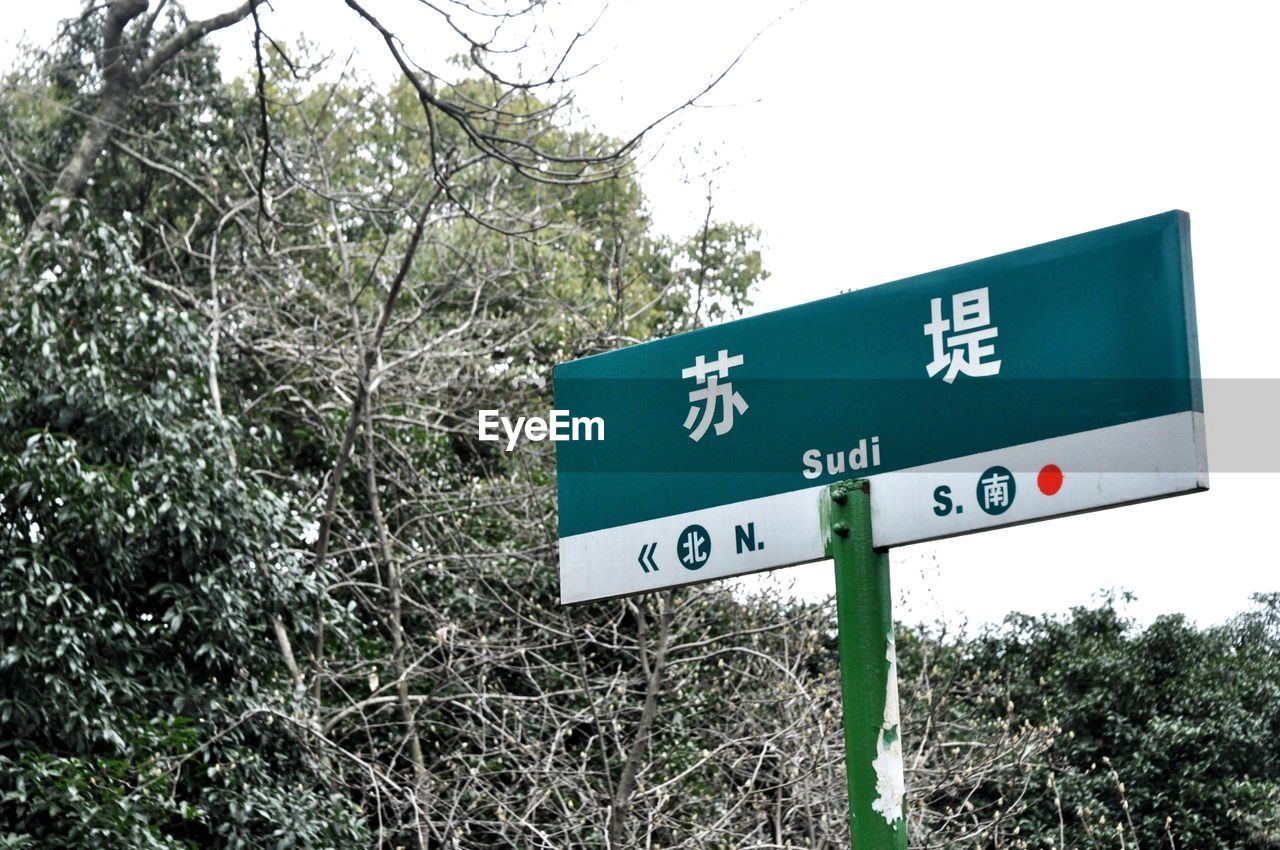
[676,524,711,570]
[976,466,1016,515]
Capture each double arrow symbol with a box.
[637,542,659,573]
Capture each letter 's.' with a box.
[573,416,604,441]
[802,449,823,480]
[478,410,500,441]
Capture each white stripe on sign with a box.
[870,410,1206,547]
[558,483,827,604]
[558,412,1207,604]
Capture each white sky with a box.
[6,0,1278,629]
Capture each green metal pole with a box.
[824,479,907,849]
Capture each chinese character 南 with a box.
[976,465,1016,516]
[924,287,1002,383]
[980,469,1011,510]
[682,349,748,441]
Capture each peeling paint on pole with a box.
[827,480,907,849]
[871,633,905,825]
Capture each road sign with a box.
[555,211,1207,603]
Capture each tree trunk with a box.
[608,590,675,847]
[21,0,260,251]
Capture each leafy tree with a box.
[3,12,776,846]
[0,209,367,847]
[964,594,1280,849]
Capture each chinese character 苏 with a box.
[682,349,748,441]
[924,287,1002,383]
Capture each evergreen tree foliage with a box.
[0,209,367,847]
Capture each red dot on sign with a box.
[1038,464,1063,496]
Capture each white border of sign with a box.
[558,411,1207,603]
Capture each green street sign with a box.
[555,211,1206,603]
